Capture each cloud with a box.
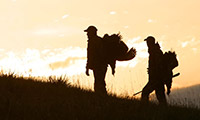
[127,36,141,44]
[33,28,59,36]
[62,14,69,19]
[124,26,129,29]
[47,47,87,76]
[148,19,153,23]
[32,26,81,37]
[49,57,86,70]
[41,49,50,54]
[110,11,116,15]
[192,48,198,53]
[0,47,87,77]
[147,19,157,23]
[181,37,200,49]
[0,49,5,52]
[126,37,148,58]
[181,41,189,48]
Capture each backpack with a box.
[162,51,179,95]
[102,33,136,75]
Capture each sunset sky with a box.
[0,0,200,96]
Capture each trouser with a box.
[93,67,107,95]
[141,81,167,104]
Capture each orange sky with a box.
[0,0,199,96]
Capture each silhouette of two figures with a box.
[84,26,179,104]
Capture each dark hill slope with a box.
[0,74,199,120]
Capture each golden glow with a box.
[0,0,199,96]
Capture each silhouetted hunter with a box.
[84,26,137,95]
[141,36,167,104]
[84,26,108,95]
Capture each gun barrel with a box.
[173,73,180,78]
[133,72,180,97]
[133,91,142,96]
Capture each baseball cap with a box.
[144,36,155,42]
[84,26,98,32]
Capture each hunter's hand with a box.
[167,89,171,95]
[112,69,115,76]
[86,69,89,76]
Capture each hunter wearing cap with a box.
[141,36,167,105]
[84,25,108,95]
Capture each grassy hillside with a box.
[168,84,200,108]
[0,74,199,120]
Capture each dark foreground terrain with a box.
[0,74,199,120]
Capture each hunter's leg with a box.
[155,83,167,105]
[141,82,154,102]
